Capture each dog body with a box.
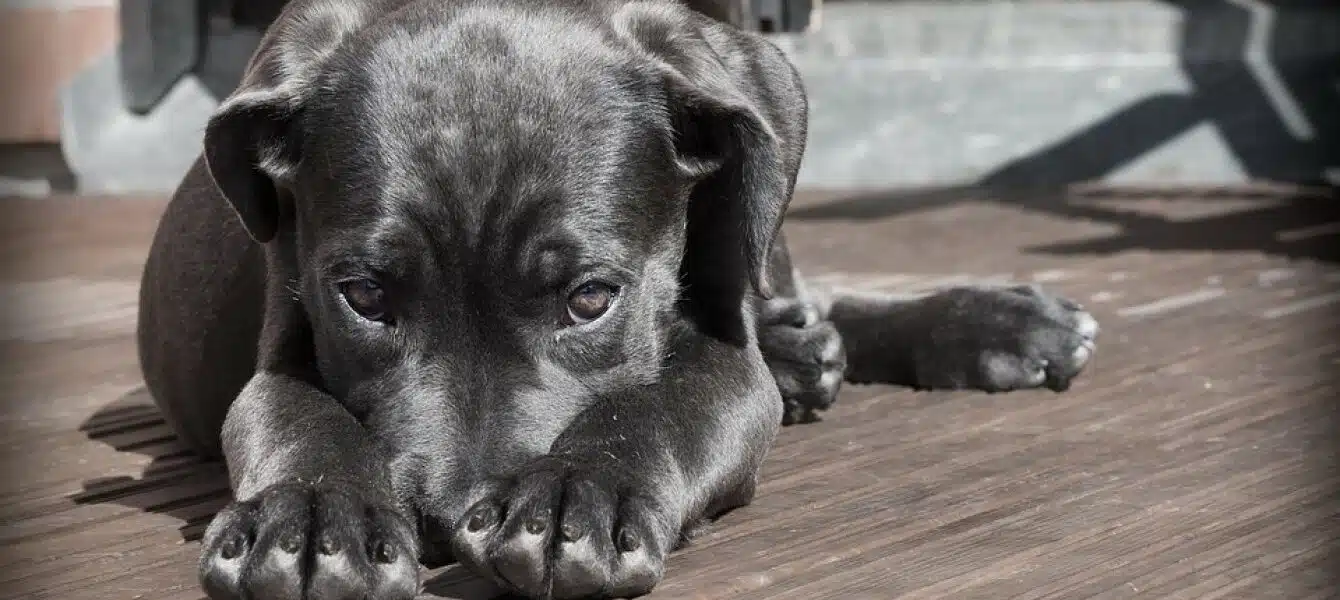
[137,1,1098,597]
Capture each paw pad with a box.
[219,534,246,560]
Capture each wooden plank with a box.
[3,188,1337,599]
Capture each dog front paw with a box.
[199,482,418,600]
[758,298,848,425]
[911,284,1100,393]
[452,456,670,600]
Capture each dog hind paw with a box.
[913,284,1099,393]
[758,298,848,424]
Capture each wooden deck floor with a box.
[2,186,1338,600]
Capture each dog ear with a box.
[201,1,371,243]
[666,59,789,301]
[203,86,302,243]
[616,4,798,310]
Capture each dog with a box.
[135,1,1100,597]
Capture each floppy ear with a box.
[202,86,302,243]
[616,4,799,314]
[665,59,789,301]
[199,0,372,243]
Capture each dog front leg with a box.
[198,371,419,600]
[449,333,781,600]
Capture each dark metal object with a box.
[117,0,202,114]
[683,0,750,25]
[750,0,813,33]
[117,0,283,114]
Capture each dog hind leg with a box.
[137,159,267,458]
[806,279,1100,395]
[760,236,1100,422]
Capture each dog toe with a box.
[453,501,502,576]
[200,504,257,600]
[455,458,668,600]
[550,479,615,599]
[551,538,610,599]
[235,487,311,600]
[492,533,551,598]
[761,317,847,423]
[760,297,819,328]
[603,513,663,598]
[200,484,418,600]
[1073,310,1100,340]
[976,352,1047,392]
[457,491,556,597]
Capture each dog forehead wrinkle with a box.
[312,7,680,239]
[368,9,609,106]
[312,207,425,275]
[374,154,651,289]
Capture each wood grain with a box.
[1,188,1336,600]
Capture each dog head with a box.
[202,0,798,555]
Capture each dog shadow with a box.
[71,387,228,542]
[789,184,1340,266]
[71,387,511,599]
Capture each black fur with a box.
[137,1,1100,598]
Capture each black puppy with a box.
[136,0,1099,598]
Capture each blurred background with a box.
[1,0,1337,196]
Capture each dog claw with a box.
[561,522,585,542]
[467,505,497,532]
[373,540,397,564]
[525,514,549,535]
[617,529,641,553]
[318,534,340,555]
[219,535,244,560]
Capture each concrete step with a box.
[778,0,1340,188]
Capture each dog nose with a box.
[418,510,458,568]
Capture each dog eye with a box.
[339,279,389,322]
[564,281,617,326]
